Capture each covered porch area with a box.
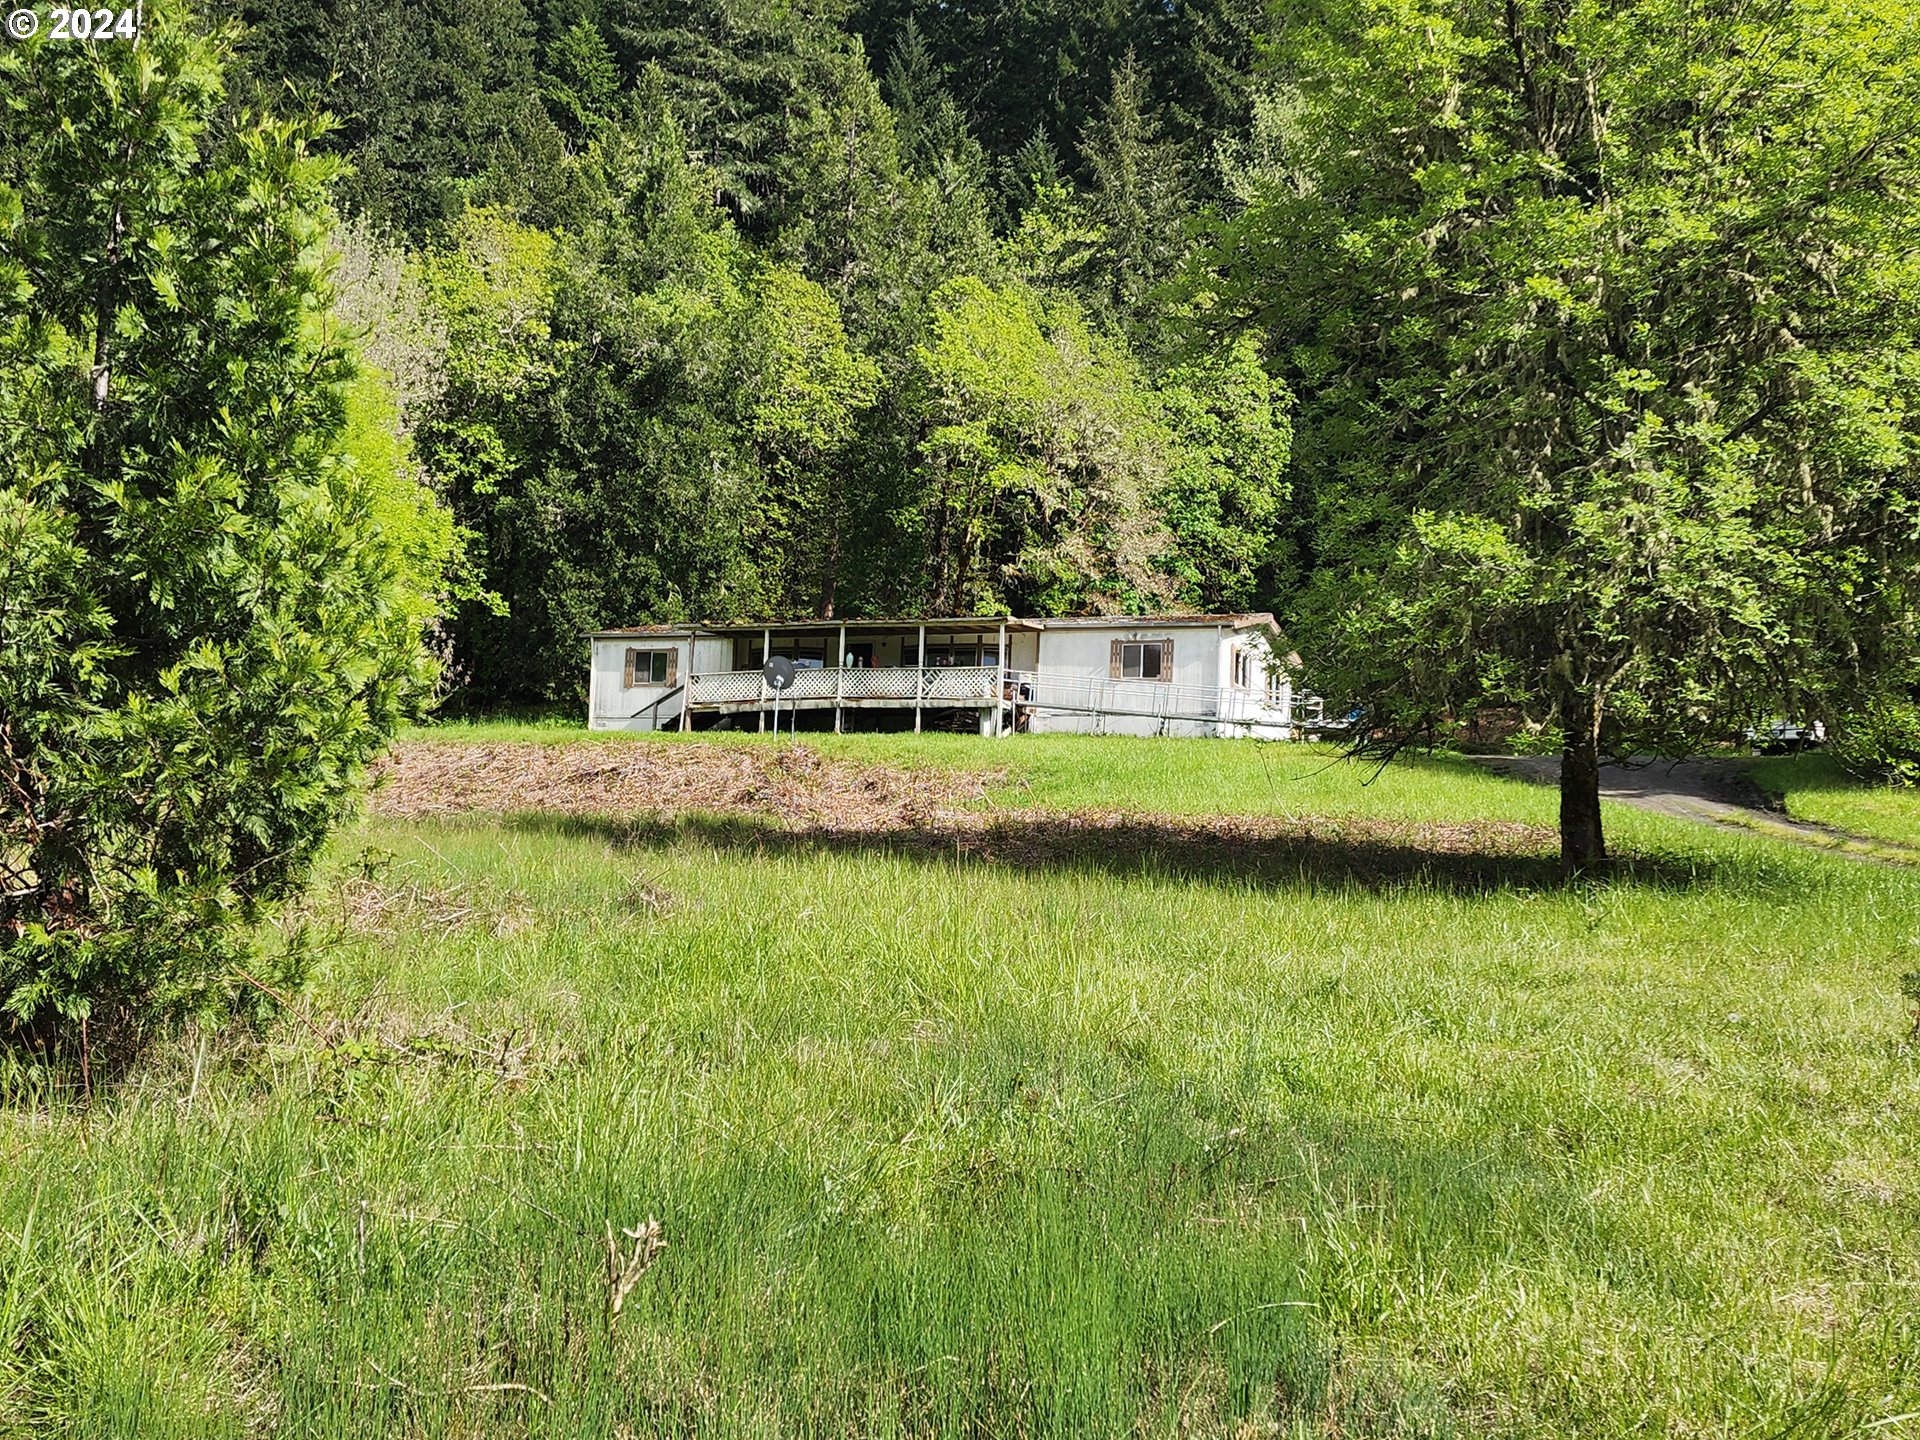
[683,618,1038,734]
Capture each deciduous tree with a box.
[1208,0,1920,870]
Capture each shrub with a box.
[1832,694,1920,786]
[0,7,447,1042]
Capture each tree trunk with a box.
[1559,695,1606,874]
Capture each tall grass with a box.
[3,737,1917,1437]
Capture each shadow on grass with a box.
[504,808,1743,895]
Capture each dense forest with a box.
[204,0,1291,708]
[165,0,1920,812]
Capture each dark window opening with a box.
[624,648,673,686]
[1121,641,1168,681]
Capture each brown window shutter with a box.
[623,649,636,688]
[666,649,678,686]
[1159,638,1172,681]
[1110,638,1122,679]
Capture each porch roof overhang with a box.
[586,616,1034,640]
[584,612,1283,640]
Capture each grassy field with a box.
[1749,752,1920,851]
[397,722,1566,825]
[4,733,1919,1437]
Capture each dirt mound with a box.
[369,741,993,829]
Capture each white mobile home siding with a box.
[585,613,1302,738]
[1025,623,1221,737]
[589,635,693,730]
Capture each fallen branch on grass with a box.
[606,1216,666,1324]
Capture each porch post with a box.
[758,626,770,733]
[679,639,692,732]
[914,622,926,734]
[834,621,846,734]
[995,618,1007,737]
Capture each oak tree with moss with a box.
[1209,0,1920,870]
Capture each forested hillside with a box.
[207,0,1288,707]
[182,0,1920,802]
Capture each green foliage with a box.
[1207,0,1920,864]
[910,277,1175,615]
[0,6,446,1036]
[1075,53,1195,343]
[541,19,621,145]
[737,266,882,616]
[417,141,782,703]
[1156,335,1294,611]
[1834,692,1920,786]
[848,0,1246,204]
[221,0,555,236]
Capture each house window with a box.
[1267,673,1290,705]
[1233,649,1254,689]
[623,648,674,687]
[1116,640,1170,681]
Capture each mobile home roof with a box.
[585,613,1279,640]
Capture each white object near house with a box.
[586,614,1318,739]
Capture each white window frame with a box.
[1120,641,1170,681]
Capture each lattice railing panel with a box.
[690,671,762,703]
[782,668,838,700]
[922,666,997,700]
[840,668,920,699]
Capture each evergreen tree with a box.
[0,5,449,1032]
[542,19,622,145]
[997,125,1067,224]
[221,0,551,235]
[1076,53,1194,342]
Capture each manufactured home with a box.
[585,614,1319,739]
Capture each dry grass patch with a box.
[371,740,996,829]
[377,740,1561,887]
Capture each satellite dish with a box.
[763,656,795,691]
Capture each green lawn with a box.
[1749,751,1920,851]
[4,734,1918,1437]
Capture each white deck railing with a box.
[687,666,1000,706]
[1010,670,1210,721]
[683,665,1294,726]
[1009,671,1296,725]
